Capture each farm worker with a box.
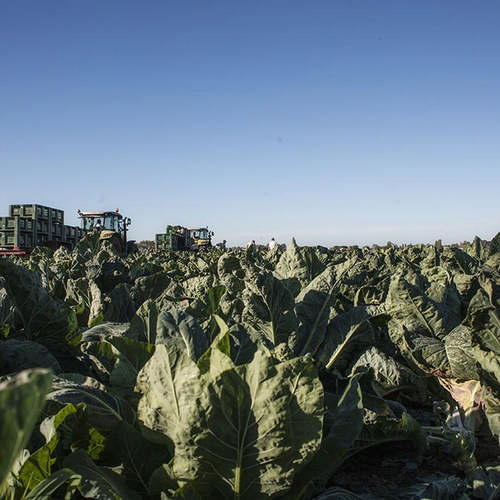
[246,240,256,249]
[216,240,226,250]
[269,237,277,250]
[94,219,102,231]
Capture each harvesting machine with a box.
[155,225,214,251]
[77,209,136,255]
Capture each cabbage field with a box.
[1,232,500,499]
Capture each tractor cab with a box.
[188,227,214,249]
[78,209,133,254]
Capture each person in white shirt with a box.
[268,237,277,250]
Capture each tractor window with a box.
[82,218,94,231]
[103,216,120,232]
[192,229,208,240]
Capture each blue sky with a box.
[2,1,499,246]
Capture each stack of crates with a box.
[155,225,187,251]
[0,216,35,248]
[0,203,82,250]
[64,224,84,246]
[9,204,66,247]
[155,232,170,250]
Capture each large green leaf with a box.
[19,403,79,489]
[46,378,135,433]
[0,285,18,336]
[275,238,326,295]
[136,344,205,443]
[136,345,324,498]
[82,334,155,399]
[444,326,479,380]
[487,232,500,258]
[468,285,500,356]
[63,449,141,499]
[0,338,62,374]
[316,305,386,371]
[80,322,155,397]
[442,246,480,276]
[24,468,82,500]
[0,369,53,489]
[197,316,258,370]
[319,374,364,467]
[350,347,427,400]
[401,332,450,376]
[85,252,128,293]
[130,271,172,307]
[466,236,487,261]
[186,284,226,318]
[107,336,155,394]
[289,374,364,499]
[387,276,457,341]
[295,267,338,357]
[0,260,79,344]
[424,268,462,325]
[241,271,299,350]
[128,299,161,343]
[482,384,500,444]
[100,421,173,496]
[468,345,500,444]
[186,285,227,342]
[155,309,209,361]
[64,277,105,328]
[217,253,246,295]
[103,283,135,323]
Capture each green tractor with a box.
[189,227,214,251]
[77,209,135,255]
[156,225,214,252]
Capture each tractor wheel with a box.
[110,234,123,254]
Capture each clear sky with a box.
[2,1,499,247]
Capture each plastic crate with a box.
[65,225,77,238]
[0,217,10,230]
[0,232,9,246]
[5,233,15,246]
[64,225,84,244]
[36,220,49,234]
[0,217,34,232]
[18,232,34,247]
[50,208,64,224]
[10,204,35,218]
[21,218,34,232]
[10,204,54,220]
[51,223,64,238]
[0,230,34,248]
[156,233,174,249]
[9,205,25,217]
